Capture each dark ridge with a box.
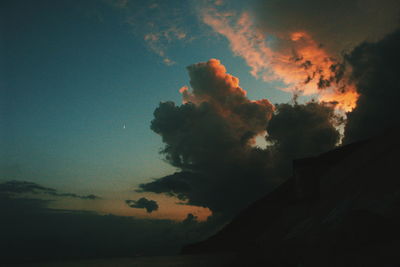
[182,128,400,266]
[182,137,369,255]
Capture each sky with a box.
[1,0,293,220]
[1,0,400,261]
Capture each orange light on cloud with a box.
[202,8,359,112]
[50,193,212,222]
[319,85,360,113]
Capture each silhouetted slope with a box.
[182,128,400,266]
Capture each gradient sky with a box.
[1,0,292,219]
[2,1,400,263]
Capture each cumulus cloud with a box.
[140,59,276,216]
[125,197,159,213]
[267,102,341,178]
[151,59,275,171]
[269,102,341,159]
[140,59,340,217]
[0,180,100,200]
[343,29,400,143]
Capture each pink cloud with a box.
[201,8,359,112]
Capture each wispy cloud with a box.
[201,6,359,112]
[143,26,188,66]
[0,180,100,200]
[107,0,193,65]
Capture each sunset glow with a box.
[202,8,359,112]
[3,0,399,263]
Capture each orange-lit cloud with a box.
[202,8,359,112]
[141,58,342,217]
[140,59,278,215]
[319,84,359,113]
[179,58,274,133]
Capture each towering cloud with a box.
[343,29,400,143]
[155,59,275,170]
[136,1,400,222]
[140,59,340,217]
[141,59,276,215]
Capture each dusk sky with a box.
[2,0,400,262]
[2,0,293,220]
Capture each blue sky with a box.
[1,0,292,219]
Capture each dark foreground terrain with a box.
[8,129,400,267]
[183,128,400,267]
[13,254,234,267]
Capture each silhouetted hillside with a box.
[182,128,400,267]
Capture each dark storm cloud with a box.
[140,59,340,217]
[268,102,340,159]
[343,29,400,143]
[138,171,192,201]
[0,180,100,200]
[125,197,159,213]
[253,0,400,55]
